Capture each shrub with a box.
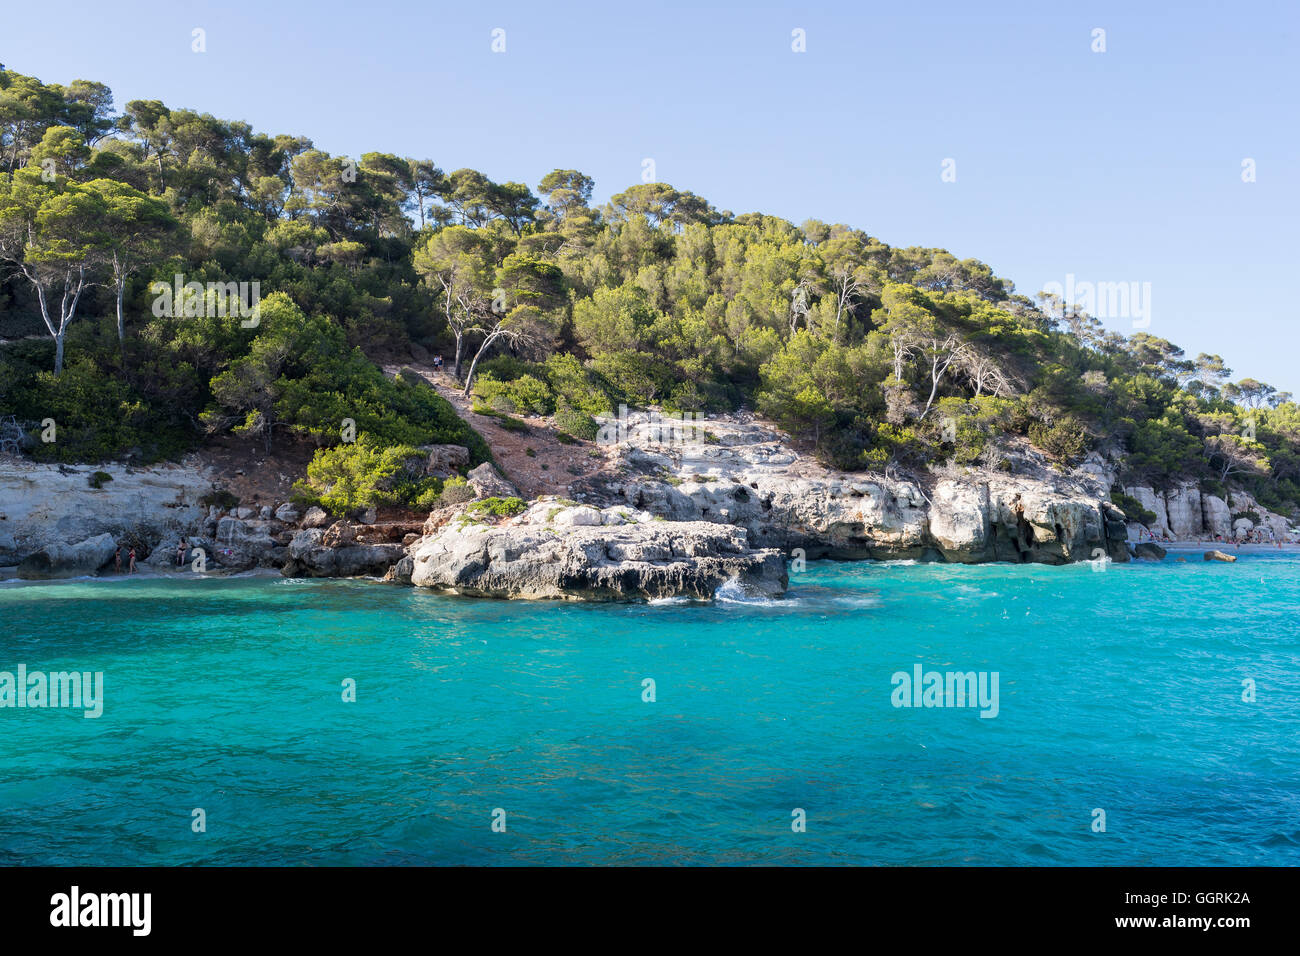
[553,404,599,442]
[293,437,439,513]
[1029,416,1089,466]
[472,372,554,415]
[436,477,476,506]
[493,414,529,433]
[1110,489,1157,525]
[543,353,613,416]
[200,489,240,510]
[88,471,113,489]
[465,496,526,518]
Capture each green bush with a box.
[465,496,526,518]
[1110,489,1157,525]
[293,437,440,513]
[436,477,476,506]
[542,353,613,416]
[200,489,240,510]
[553,404,599,442]
[88,471,114,489]
[472,372,554,415]
[10,355,195,463]
[1029,416,1089,465]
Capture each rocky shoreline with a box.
[3,410,1294,600]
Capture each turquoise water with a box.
[1,553,1298,866]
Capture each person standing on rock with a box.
[176,539,187,567]
[114,545,122,573]
[128,547,137,573]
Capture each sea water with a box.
[1,554,1297,866]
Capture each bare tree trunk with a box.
[115,254,127,352]
[462,331,504,397]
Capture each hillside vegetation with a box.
[1,66,1297,519]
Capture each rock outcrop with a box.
[1121,481,1293,542]
[466,462,519,499]
[568,416,1130,565]
[0,459,210,568]
[16,532,118,579]
[410,513,786,601]
[282,526,406,578]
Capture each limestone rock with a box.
[423,445,470,477]
[1204,550,1237,563]
[382,555,414,584]
[16,532,117,579]
[1164,485,1202,538]
[466,463,519,499]
[0,460,209,567]
[1202,496,1232,538]
[301,506,330,529]
[321,521,356,548]
[410,520,786,601]
[282,526,405,578]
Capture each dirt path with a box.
[384,363,613,499]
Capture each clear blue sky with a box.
[6,0,1297,391]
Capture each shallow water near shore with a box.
[1,554,1298,866]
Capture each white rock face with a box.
[553,506,603,527]
[1123,487,1171,537]
[1118,483,1292,541]
[16,532,118,579]
[1202,495,1232,538]
[1163,484,1202,538]
[409,519,787,601]
[591,462,1126,565]
[0,459,211,568]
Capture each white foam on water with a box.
[713,577,786,606]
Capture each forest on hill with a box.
[1,65,1297,519]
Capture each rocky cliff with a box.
[568,413,1131,565]
[0,458,211,576]
[1122,482,1291,541]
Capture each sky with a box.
[4,0,1297,391]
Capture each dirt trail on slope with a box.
[383,363,614,499]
